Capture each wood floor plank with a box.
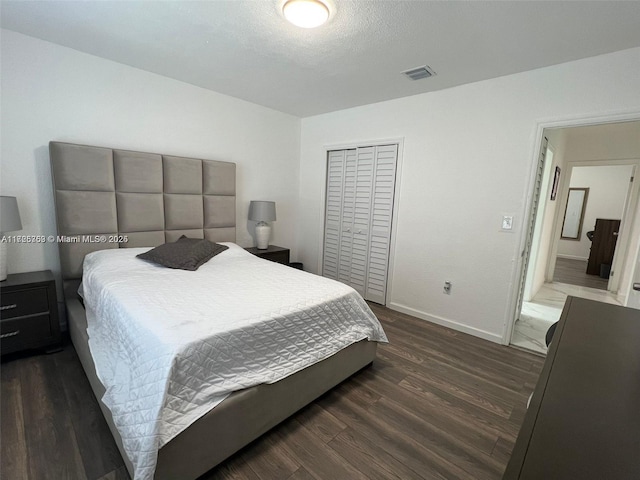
[372,304,539,370]
[353,368,499,454]
[204,457,261,480]
[328,427,426,480]
[509,402,529,426]
[398,374,522,443]
[380,346,525,417]
[295,402,347,444]
[491,436,516,465]
[553,257,608,290]
[359,353,407,385]
[0,305,544,479]
[323,391,465,480]
[383,319,541,383]
[382,322,540,393]
[370,397,504,480]
[55,346,125,479]
[20,355,87,480]
[329,374,382,407]
[236,431,301,480]
[273,417,369,480]
[0,360,29,479]
[406,360,513,419]
[287,466,315,480]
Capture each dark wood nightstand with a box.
[245,245,290,265]
[1,270,61,356]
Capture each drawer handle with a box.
[1,330,20,339]
[0,304,17,311]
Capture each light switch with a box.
[502,215,514,230]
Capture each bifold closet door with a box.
[338,150,357,286]
[323,144,397,304]
[365,144,397,304]
[322,150,349,280]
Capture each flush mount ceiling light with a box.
[283,0,330,28]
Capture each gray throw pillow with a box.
[137,236,228,271]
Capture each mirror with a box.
[561,188,589,240]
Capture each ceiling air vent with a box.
[402,65,436,81]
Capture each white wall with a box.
[558,165,632,260]
[563,121,640,162]
[0,31,301,289]
[298,47,640,343]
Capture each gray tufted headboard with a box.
[49,141,236,284]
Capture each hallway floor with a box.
[553,257,609,290]
[511,282,623,354]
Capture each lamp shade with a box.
[248,201,276,223]
[0,196,22,233]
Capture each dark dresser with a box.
[504,296,640,479]
[586,218,620,276]
[1,270,61,356]
[245,245,290,265]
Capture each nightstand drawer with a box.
[245,245,291,265]
[260,250,290,265]
[1,287,50,319]
[0,313,52,354]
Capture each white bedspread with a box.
[81,243,387,480]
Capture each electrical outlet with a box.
[501,215,514,230]
[443,281,452,294]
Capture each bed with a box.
[49,141,386,480]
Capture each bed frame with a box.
[49,141,377,479]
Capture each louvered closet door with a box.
[348,147,374,295]
[322,150,346,279]
[338,150,357,285]
[366,145,398,304]
[323,144,397,304]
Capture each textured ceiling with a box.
[2,1,640,117]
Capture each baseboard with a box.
[556,254,589,261]
[387,302,503,344]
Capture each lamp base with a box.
[0,241,7,281]
[255,223,271,250]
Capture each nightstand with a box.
[1,270,61,356]
[245,245,290,265]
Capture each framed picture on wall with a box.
[551,166,561,201]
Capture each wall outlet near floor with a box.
[443,281,452,294]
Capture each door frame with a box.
[502,110,640,345]
[317,137,405,305]
[521,140,555,303]
[511,136,550,330]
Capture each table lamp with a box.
[0,196,23,281]
[248,201,276,249]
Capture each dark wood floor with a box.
[553,257,608,290]
[1,305,544,480]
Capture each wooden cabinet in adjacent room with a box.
[586,218,621,276]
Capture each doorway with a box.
[510,120,640,354]
[553,164,634,290]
